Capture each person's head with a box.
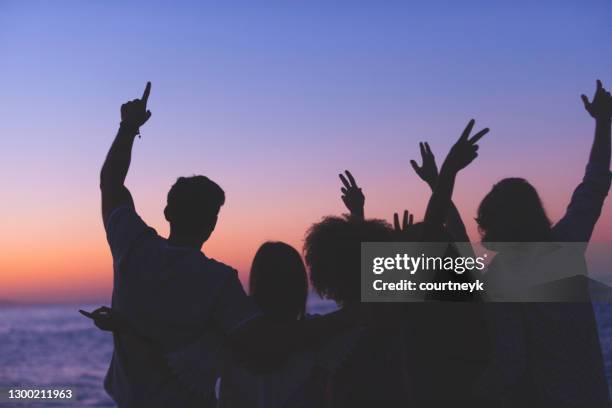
[164,176,225,246]
[304,216,392,306]
[249,241,308,321]
[477,178,552,244]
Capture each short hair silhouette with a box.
[477,177,552,242]
[164,176,225,240]
[249,241,308,321]
[304,216,392,305]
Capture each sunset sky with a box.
[1,1,611,303]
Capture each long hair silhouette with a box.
[477,177,552,243]
[249,241,308,321]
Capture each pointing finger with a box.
[402,210,409,230]
[393,213,400,231]
[419,142,426,158]
[142,81,151,104]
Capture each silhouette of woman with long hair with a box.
[249,242,308,322]
[474,81,612,407]
[218,241,330,407]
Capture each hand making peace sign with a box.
[443,119,489,173]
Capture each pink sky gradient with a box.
[0,2,611,303]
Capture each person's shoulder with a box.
[107,205,157,232]
[105,205,158,258]
[106,205,139,225]
[200,255,239,279]
[163,246,237,278]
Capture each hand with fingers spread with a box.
[582,80,612,121]
[339,170,365,220]
[393,210,414,233]
[581,80,611,171]
[411,141,472,242]
[424,119,490,233]
[443,119,489,173]
[121,81,153,134]
[410,142,439,188]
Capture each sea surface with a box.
[1,299,611,407]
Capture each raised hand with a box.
[339,170,365,219]
[443,119,489,173]
[410,142,438,188]
[121,81,152,134]
[393,210,414,232]
[581,80,612,121]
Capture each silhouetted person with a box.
[408,139,482,301]
[304,177,410,408]
[337,156,490,408]
[219,242,327,407]
[478,83,610,245]
[98,82,266,407]
[474,81,612,407]
[398,120,491,407]
[97,82,362,408]
[249,242,308,321]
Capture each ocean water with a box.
[1,300,611,407]
[0,305,115,407]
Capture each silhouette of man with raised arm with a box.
[98,82,359,408]
[99,82,264,407]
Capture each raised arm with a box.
[339,170,365,220]
[582,80,612,168]
[423,120,489,238]
[554,81,612,242]
[100,82,152,222]
[411,142,470,242]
